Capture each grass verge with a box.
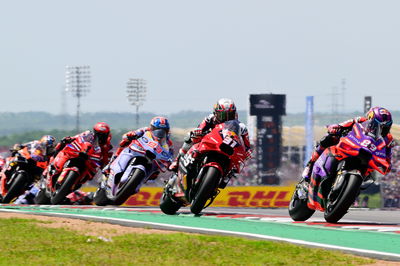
[0,217,374,265]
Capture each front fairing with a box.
[62,139,102,171]
[129,131,173,172]
[198,121,247,172]
[336,123,389,175]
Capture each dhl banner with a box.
[83,186,295,208]
[212,186,295,208]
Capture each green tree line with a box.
[0,129,184,149]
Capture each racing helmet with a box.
[213,98,237,123]
[364,107,393,138]
[150,116,170,140]
[93,122,110,145]
[40,135,56,155]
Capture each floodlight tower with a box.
[126,78,147,128]
[65,65,91,133]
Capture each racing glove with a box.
[61,136,74,145]
[327,124,342,135]
[126,133,138,141]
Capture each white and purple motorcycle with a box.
[94,130,173,206]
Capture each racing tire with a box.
[93,187,111,206]
[50,171,79,205]
[190,166,220,215]
[2,172,30,204]
[288,186,315,221]
[111,168,146,206]
[34,188,51,205]
[159,192,182,215]
[324,174,362,223]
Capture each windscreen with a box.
[364,119,383,140]
[221,120,241,137]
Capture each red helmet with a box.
[93,122,110,145]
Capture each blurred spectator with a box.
[361,196,369,208]
[381,145,400,208]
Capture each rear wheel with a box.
[160,192,182,215]
[324,174,362,223]
[50,171,79,205]
[190,167,220,215]
[111,168,146,206]
[288,183,315,221]
[2,172,30,203]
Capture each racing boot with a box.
[301,161,314,183]
[94,173,113,206]
[302,144,326,182]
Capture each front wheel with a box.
[324,174,362,223]
[111,168,146,206]
[50,171,79,205]
[288,183,315,221]
[190,167,220,215]
[2,172,30,203]
[160,192,182,215]
[34,188,50,204]
[93,187,111,206]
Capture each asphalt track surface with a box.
[1,205,400,261]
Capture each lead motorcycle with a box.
[289,121,390,223]
[35,135,103,205]
[93,129,173,206]
[160,120,249,215]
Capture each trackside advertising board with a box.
[83,186,295,208]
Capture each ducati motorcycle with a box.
[289,122,390,223]
[94,130,173,206]
[35,136,102,205]
[160,120,249,215]
[0,148,47,203]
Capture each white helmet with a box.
[213,98,237,122]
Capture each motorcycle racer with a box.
[3,135,56,177]
[114,116,173,158]
[35,123,112,204]
[54,122,113,168]
[169,98,251,172]
[101,116,173,183]
[302,107,395,183]
[9,135,56,163]
[0,135,56,201]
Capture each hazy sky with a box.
[1,1,400,115]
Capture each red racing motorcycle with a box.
[160,120,249,215]
[0,148,47,203]
[289,122,391,223]
[35,136,102,205]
